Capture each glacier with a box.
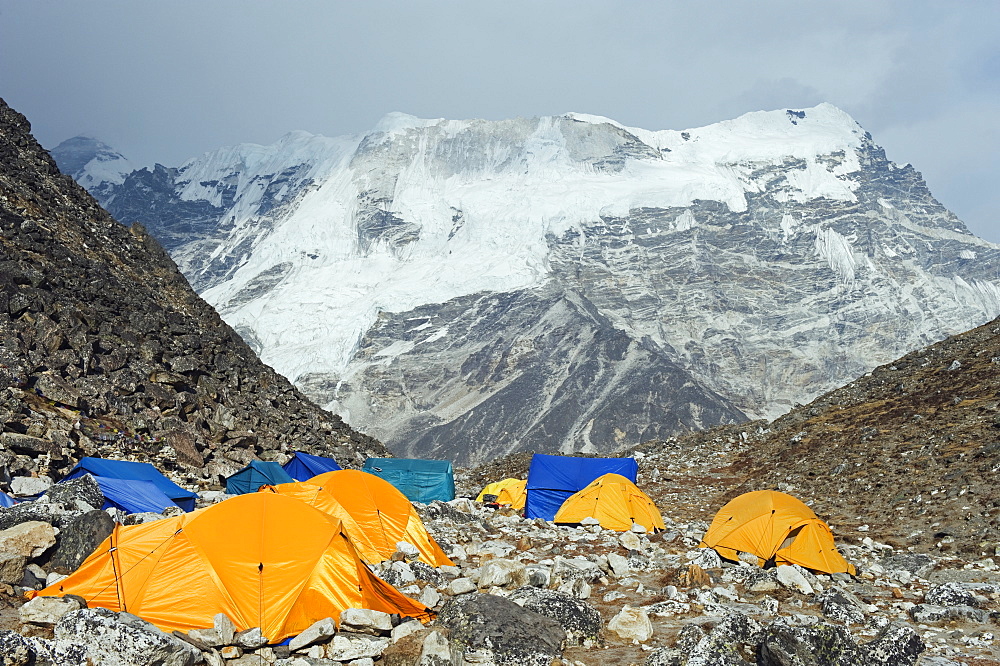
[56,103,1000,465]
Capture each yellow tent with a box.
[553,473,665,532]
[699,489,855,575]
[27,492,432,641]
[268,470,453,567]
[475,478,527,510]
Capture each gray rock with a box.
[551,556,603,582]
[54,607,201,665]
[686,612,763,666]
[11,475,53,497]
[323,633,389,661]
[48,509,115,574]
[878,553,934,578]
[924,581,996,607]
[509,586,603,646]
[289,617,336,651]
[43,476,104,511]
[908,603,988,624]
[816,587,866,625]
[0,630,33,666]
[234,626,268,649]
[436,593,565,666]
[758,620,922,666]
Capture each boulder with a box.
[551,556,603,582]
[436,593,565,666]
[0,551,28,584]
[340,608,393,635]
[48,509,114,574]
[19,595,85,626]
[0,630,33,666]
[0,520,57,558]
[477,558,525,588]
[447,577,476,595]
[234,626,268,649]
[607,552,630,577]
[908,603,988,624]
[10,475,52,497]
[759,621,922,666]
[775,565,813,594]
[924,582,995,607]
[323,633,390,661]
[608,605,653,643]
[816,587,866,625]
[54,607,201,666]
[288,617,336,651]
[41,476,103,510]
[684,611,762,666]
[878,552,934,578]
[509,586,602,647]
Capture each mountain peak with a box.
[50,134,133,189]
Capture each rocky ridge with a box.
[0,97,387,493]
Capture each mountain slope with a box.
[76,105,1000,464]
[0,98,386,489]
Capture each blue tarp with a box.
[0,491,15,508]
[90,476,176,514]
[225,461,294,495]
[282,451,342,482]
[362,458,455,503]
[525,454,639,520]
[63,457,198,512]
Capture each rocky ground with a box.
[0,438,997,665]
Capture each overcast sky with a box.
[1,1,997,242]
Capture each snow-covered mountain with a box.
[50,136,133,202]
[72,104,1000,465]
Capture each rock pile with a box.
[0,96,387,500]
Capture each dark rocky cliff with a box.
[0,99,387,489]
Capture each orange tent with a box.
[476,478,527,510]
[553,473,665,532]
[27,492,432,641]
[267,470,453,567]
[699,489,855,575]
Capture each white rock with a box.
[419,585,441,608]
[608,605,653,642]
[580,517,601,526]
[420,630,452,664]
[448,577,477,595]
[478,559,525,588]
[395,541,421,560]
[607,552,630,578]
[619,532,643,551]
[340,608,393,635]
[391,619,425,643]
[289,617,336,651]
[630,524,647,534]
[11,476,52,496]
[0,521,58,558]
[324,634,389,661]
[776,565,814,595]
[213,613,235,645]
[19,595,84,626]
[45,572,67,586]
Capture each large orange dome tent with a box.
[27,492,432,642]
[553,473,665,532]
[265,469,453,567]
[700,489,855,575]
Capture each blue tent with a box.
[0,491,15,508]
[282,451,342,482]
[525,454,639,520]
[89,476,176,514]
[362,458,455,503]
[225,461,294,495]
[63,457,198,512]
